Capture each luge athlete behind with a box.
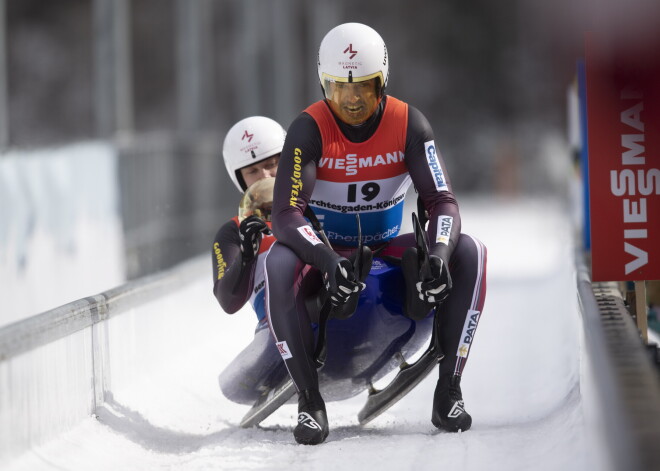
[211,116,285,329]
[264,23,487,445]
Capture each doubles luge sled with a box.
[224,212,443,428]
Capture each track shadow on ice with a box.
[95,393,298,453]
[94,378,582,453]
[95,393,469,451]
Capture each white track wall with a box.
[0,142,125,327]
[0,256,210,465]
[0,329,96,463]
[0,142,126,463]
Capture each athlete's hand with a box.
[417,255,452,304]
[323,258,366,307]
[239,215,271,262]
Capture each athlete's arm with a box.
[404,105,461,264]
[211,220,256,314]
[271,112,343,269]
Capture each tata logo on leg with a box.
[461,309,481,345]
[276,341,293,359]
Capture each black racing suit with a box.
[212,216,274,324]
[265,96,487,394]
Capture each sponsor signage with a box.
[436,215,453,245]
[586,32,660,281]
[424,140,448,192]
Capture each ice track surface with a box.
[6,198,610,471]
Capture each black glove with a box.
[323,257,366,307]
[238,215,271,262]
[416,255,452,304]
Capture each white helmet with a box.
[317,23,389,98]
[222,116,286,192]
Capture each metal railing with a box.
[0,255,206,361]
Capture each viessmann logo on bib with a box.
[318,150,405,177]
[425,140,448,192]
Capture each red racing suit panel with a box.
[305,97,408,182]
[303,98,410,247]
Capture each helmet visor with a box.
[322,76,382,125]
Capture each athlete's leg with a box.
[433,233,487,431]
[439,233,487,377]
[379,232,487,358]
[218,321,285,404]
[265,242,329,444]
[264,241,321,393]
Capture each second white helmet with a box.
[222,116,286,192]
[317,23,389,97]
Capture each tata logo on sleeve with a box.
[436,215,453,245]
[424,140,448,192]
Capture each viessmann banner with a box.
[586,32,660,282]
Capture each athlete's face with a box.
[326,78,380,126]
[240,155,280,189]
